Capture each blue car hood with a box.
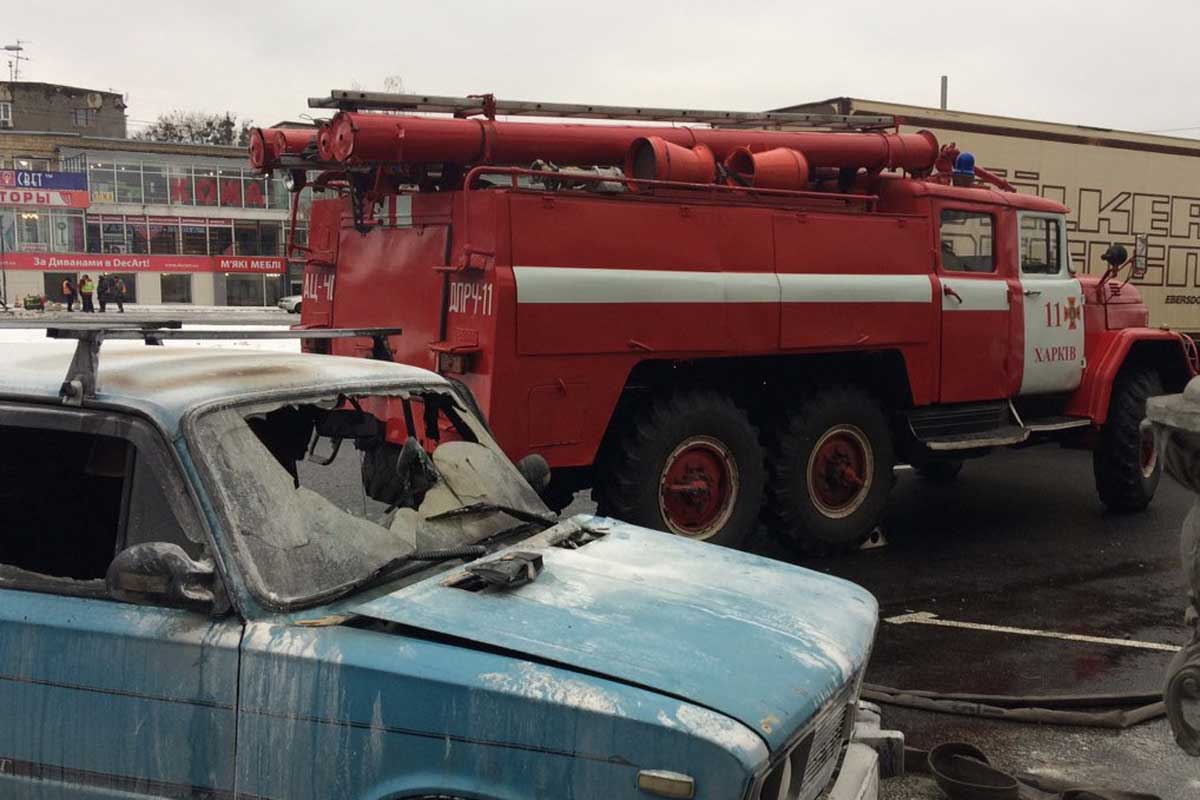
[346,516,878,751]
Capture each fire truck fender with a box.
[1066,329,1195,424]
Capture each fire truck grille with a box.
[752,681,856,800]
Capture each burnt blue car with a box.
[0,328,879,800]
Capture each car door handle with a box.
[1023,288,1042,297]
[943,285,963,303]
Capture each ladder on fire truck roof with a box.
[307,90,896,131]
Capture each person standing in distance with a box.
[61,276,77,312]
[79,274,95,313]
[113,276,127,313]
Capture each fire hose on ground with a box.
[858,685,1168,798]
[848,376,1200,797]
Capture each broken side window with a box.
[0,406,204,599]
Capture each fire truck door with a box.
[1016,213,1085,395]
[937,208,1013,403]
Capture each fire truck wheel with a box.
[765,386,894,553]
[596,390,765,548]
[1094,366,1163,512]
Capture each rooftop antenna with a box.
[4,39,30,81]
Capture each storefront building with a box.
[1,130,308,307]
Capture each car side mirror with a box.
[516,453,552,496]
[106,543,220,611]
[1133,233,1149,280]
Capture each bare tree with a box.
[133,111,254,147]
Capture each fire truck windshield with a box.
[190,387,550,608]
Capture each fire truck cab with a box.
[255,91,1197,553]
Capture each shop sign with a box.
[0,170,88,190]
[0,170,90,208]
[0,252,286,274]
[0,188,90,208]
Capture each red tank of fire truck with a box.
[249,90,1199,552]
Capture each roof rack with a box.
[307,90,896,130]
[41,323,403,404]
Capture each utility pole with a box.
[940,75,948,110]
[3,40,30,81]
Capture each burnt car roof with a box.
[0,341,446,432]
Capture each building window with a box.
[115,163,144,204]
[50,211,86,252]
[14,157,51,171]
[169,166,193,205]
[0,101,12,127]
[161,274,192,304]
[268,177,291,210]
[244,175,267,209]
[89,162,117,203]
[209,222,233,256]
[17,211,49,251]
[218,168,243,207]
[71,108,95,128]
[0,209,16,251]
[193,168,218,206]
[149,221,179,255]
[260,222,281,256]
[181,223,207,255]
[126,219,149,254]
[234,221,260,255]
[225,274,284,306]
[143,166,169,204]
[101,221,127,253]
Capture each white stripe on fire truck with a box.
[777,273,931,304]
[513,267,932,305]
[940,277,1010,312]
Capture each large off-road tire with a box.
[1094,367,1163,512]
[764,386,895,554]
[595,390,765,548]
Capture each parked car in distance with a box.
[0,328,883,800]
[277,294,302,313]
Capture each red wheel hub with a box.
[807,425,873,519]
[658,437,738,539]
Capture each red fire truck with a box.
[250,91,1198,552]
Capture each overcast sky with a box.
[6,0,1200,137]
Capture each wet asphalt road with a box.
[569,447,1200,798]
[779,449,1198,799]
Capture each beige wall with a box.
[192,274,215,305]
[136,273,163,305]
[4,270,44,301]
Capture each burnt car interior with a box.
[245,392,477,513]
[0,424,199,588]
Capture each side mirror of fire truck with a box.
[1133,233,1149,280]
[516,453,552,496]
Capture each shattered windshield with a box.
[190,386,550,607]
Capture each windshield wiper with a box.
[342,545,488,596]
[426,501,556,527]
